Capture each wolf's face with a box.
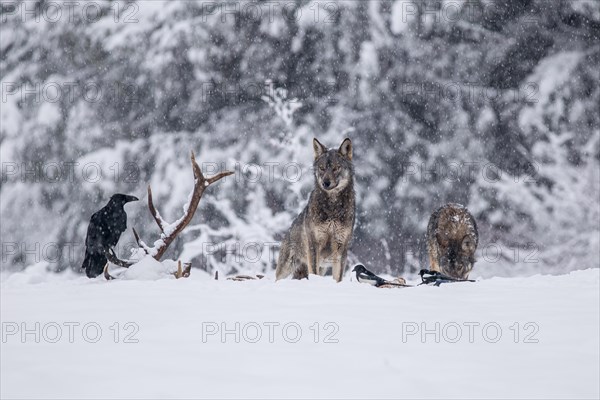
[438,235,476,279]
[313,138,353,193]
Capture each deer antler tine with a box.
[206,170,234,185]
[132,227,142,247]
[132,227,150,254]
[191,151,204,181]
[103,263,114,280]
[104,247,134,268]
[147,185,165,234]
[190,150,233,185]
[174,260,182,279]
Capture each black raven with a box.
[82,194,138,278]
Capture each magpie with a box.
[352,264,399,287]
[419,269,475,286]
[82,194,138,278]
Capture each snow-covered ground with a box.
[1,266,598,399]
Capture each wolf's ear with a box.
[313,138,327,159]
[338,138,352,160]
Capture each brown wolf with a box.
[427,203,478,279]
[275,138,355,282]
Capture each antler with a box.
[103,151,232,280]
[137,151,233,260]
[174,260,192,279]
[104,247,135,268]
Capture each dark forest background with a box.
[1,0,599,277]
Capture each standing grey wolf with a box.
[276,138,355,282]
[427,203,478,280]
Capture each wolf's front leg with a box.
[306,234,319,276]
[332,247,348,282]
[428,240,441,272]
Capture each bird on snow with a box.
[352,264,389,287]
[82,194,138,278]
[418,269,475,286]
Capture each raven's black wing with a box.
[86,211,108,253]
[87,207,127,249]
[82,212,109,277]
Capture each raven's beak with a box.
[125,195,139,203]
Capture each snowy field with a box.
[1,266,598,399]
